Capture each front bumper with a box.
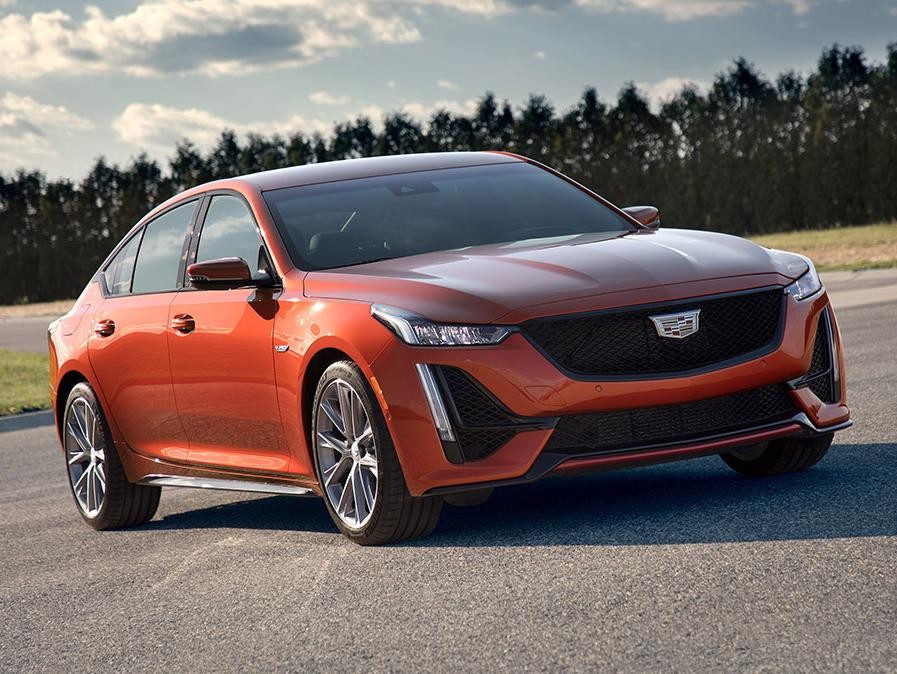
[369,280,850,497]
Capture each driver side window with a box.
[196,195,268,273]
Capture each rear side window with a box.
[131,200,197,294]
[196,195,267,272]
[103,233,141,295]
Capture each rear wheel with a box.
[311,361,442,545]
[721,434,833,476]
[63,383,160,529]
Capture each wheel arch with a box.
[297,341,396,478]
[55,370,90,439]
[300,347,353,447]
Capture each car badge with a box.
[649,309,701,339]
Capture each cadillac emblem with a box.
[649,310,701,339]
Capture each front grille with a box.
[521,287,784,378]
[805,309,837,404]
[455,428,517,462]
[438,366,513,428]
[545,384,797,455]
[435,366,551,462]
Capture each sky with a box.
[0,0,894,179]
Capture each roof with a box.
[235,151,524,192]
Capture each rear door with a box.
[88,199,198,461]
[168,193,288,473]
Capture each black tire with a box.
[721,434,833,476]
[311,361,442,545]
[62,383,161,530]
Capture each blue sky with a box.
[0,0,894,179]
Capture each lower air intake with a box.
[545,384,797,455]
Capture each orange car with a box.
[49,152,850,544]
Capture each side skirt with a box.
[137,475,317,497]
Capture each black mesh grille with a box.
[806,310,837,404]
[435,366,534,462]
[545,384,797,455]
[456,428,517,461]
[439,367,513,427]
[522,288,784,377]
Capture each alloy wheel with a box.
[65,396,107,518]
[314,379,379,529]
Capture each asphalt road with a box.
[2,301,895,672]
[0,316,53,353]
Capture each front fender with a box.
[273,295,394,477]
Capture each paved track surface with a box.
[2,301,895,672]
[0,316,53,353]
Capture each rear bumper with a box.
[368,280,850,497]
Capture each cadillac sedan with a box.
[49,152,850,544]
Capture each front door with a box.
[168,194,288,473]
[88,199,198,461]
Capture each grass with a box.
[751,221,897,271]
[0,349,50,416]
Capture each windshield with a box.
[263,162,634,270]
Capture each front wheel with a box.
[311,361,442,545]
[721,434,833,476]
[62,382,161,530]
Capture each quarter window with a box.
[131,201,197,294]
[103,232,141,295]
[196,195,267,273]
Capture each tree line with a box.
[1,44,895,304]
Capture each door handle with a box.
[94,319,115,337]
[170,314,195,334]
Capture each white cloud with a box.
[534,50,546,60]
[0,0,825,81]
[0,92,92,170]
[437,79,459,90]
[0,0,422,79]
[0,117,51,169]
[636,76,705,108]
[387,80,397,89]
[114,96,483,154]
[309,90,353,105]
[112,102,331,150]
[0,93,93,131]
[411,0,508,16]
[416,0,822,20]
[786,0,812,14]
[574,0,817,21]
[402,98,478,119]
[353,104,387,123]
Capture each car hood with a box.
[304,229,797,324]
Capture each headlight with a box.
[371,304,511,346]
[769,249,823,301]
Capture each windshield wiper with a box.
[336,256,396,268]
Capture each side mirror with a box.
[623,205,660,229]
[187,257,272,290]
